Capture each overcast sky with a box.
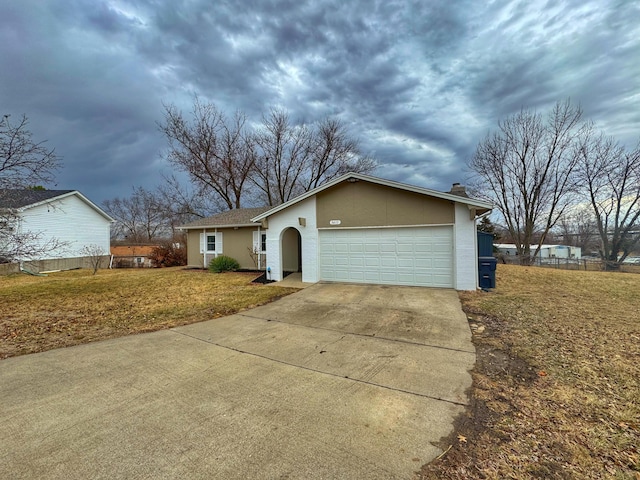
[1,0,639,206]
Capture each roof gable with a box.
[251,172,493,222]
[0,189,114,222]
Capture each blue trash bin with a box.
[478,256,497,289]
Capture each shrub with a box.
[208,255,240,273]
[149,242,187,267]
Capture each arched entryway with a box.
[281,227,302,277]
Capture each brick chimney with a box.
[448,183,469,198]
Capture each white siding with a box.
[18,194,111,260]
[264,196,317,282]
[453,203,478,291]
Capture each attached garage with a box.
[250,172,493,290]
[319,226,454,287]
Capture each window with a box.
[207,235,216,252]
[200,232,222,255]
[261,233,267,253]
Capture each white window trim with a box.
[252,228,267,269]
[200,229,223,267]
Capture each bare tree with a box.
[469,100,586,264]
[81,244,106,274]
[556,208,598,253]
[251,109,315,205]
[575,132,640,268]
[0,114,65,262]
[304,117,376,191]
[251,110,376,206]
[158,98,255,210]
[154,173,219,237]
[103,187,166,242]
[0,114,61,190]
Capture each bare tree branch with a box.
[0,114,61,190]
[576,132,640,267]
[251,110,376,206]
[469,100,585,264]
[103,187,166,242]
[0,114,65,262]
[158,98,255,210]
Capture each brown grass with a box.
[0,267,299,359]
[420,265,640,479]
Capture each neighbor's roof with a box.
[251,172,493,222]
[179,206,271,229]
[0,189,75,208]
[110,245,159,256]
[0,189,114,222]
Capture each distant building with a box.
[495,244,582,259]
[110,245,159,268]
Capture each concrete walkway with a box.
[0,283,475,479]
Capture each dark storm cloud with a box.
[0,0,638,204]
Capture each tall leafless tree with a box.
[158,98,255,210]
[556,208,598,253]
[103,187,166,242]
[251,109,376,206]
[0,114,66,262]
[251,109,315,205]
[0,114,61,190]
[154,173,219,236]
[575,131,640,267]
[469,100,586,264]
[304,117,376,191]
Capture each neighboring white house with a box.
[495,244,582,259]
[0,189,113,264]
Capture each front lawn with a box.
[0,267,299,359]
[420,265,640,479]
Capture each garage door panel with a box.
[380,243,395,253]
[364,243,380,254]
[349,257,365,267]
[364,257,381,267]
[319,227,454,288]
[381,257,398,268]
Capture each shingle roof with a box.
[0,189,75,209]
[179,206,271,229]
[110,245,159,256]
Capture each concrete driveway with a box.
[0,283,475,480]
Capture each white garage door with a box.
[319,226,454,288]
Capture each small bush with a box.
[149,242,187,267]
[208,255,240,273]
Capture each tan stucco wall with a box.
[186,231,203,267]
[281,227,300,272]
[186,227,266,270]
[225,228,264,269]
[316,181,455,228]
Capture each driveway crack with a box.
[171,329,468,407]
